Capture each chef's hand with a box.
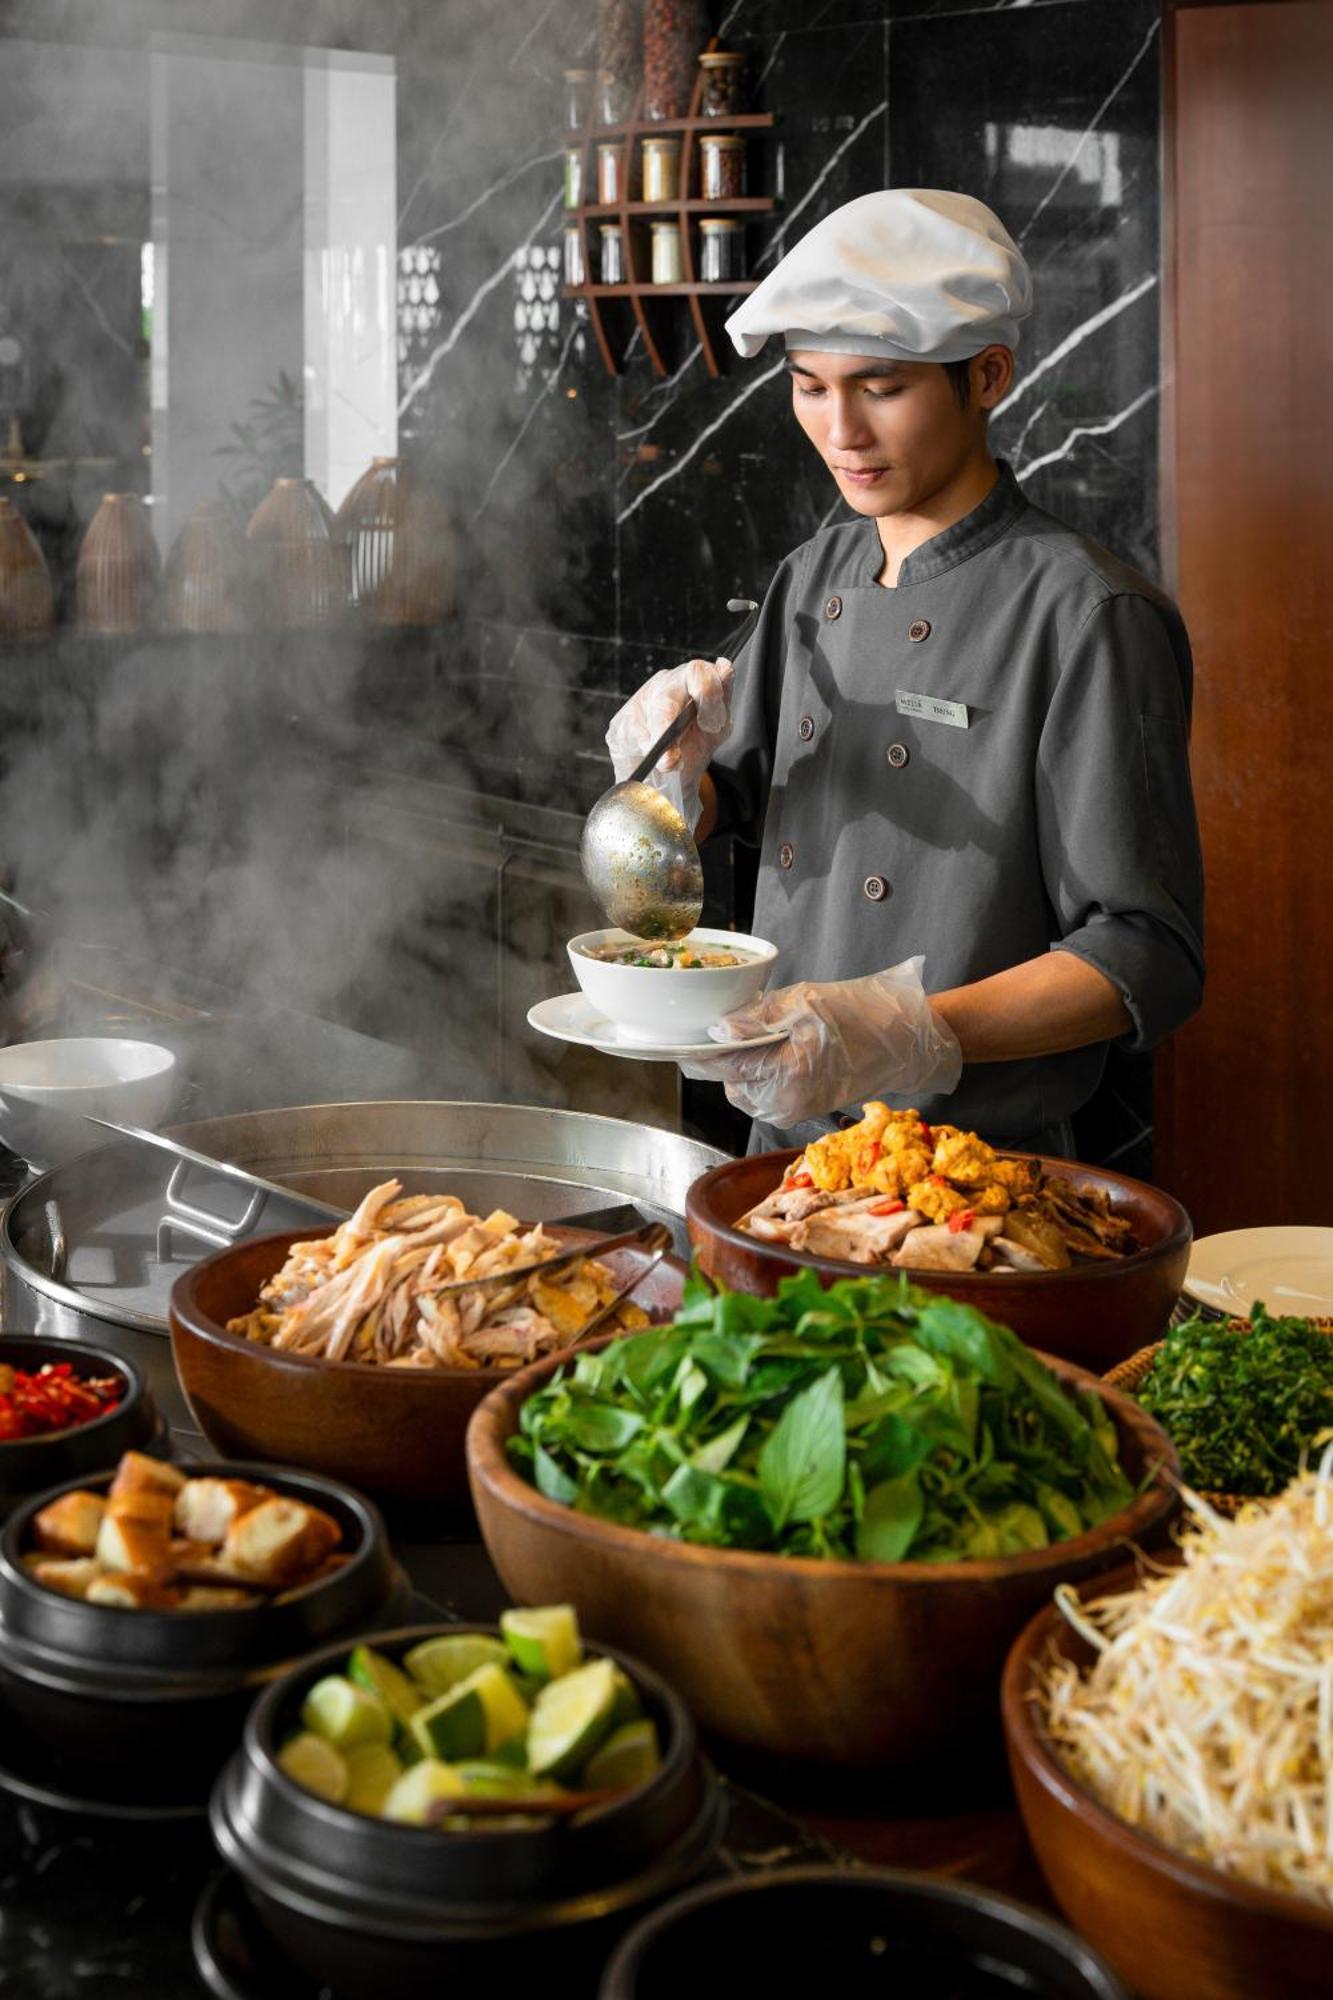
[605,657,734,829]
[679,957,962,1126]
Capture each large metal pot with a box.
[0,1101,725,1433]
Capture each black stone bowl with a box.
[0,1460,408,1808]
[210,1623,725,2000]
[0,1333,165,1518]
[599,1866,1132,1999]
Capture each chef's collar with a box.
[860,460,1027,588]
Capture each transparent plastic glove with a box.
[679,956,962,1127]
[605,657,734,830]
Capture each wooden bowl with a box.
[1002,1566,1333,2000]
[687,1150,1192,1373]
[467,1342,1179,1772]
[170,1227,684,1514]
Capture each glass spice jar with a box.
[563,67,594,130]
[699,216,745,283]
[563,222,587,288]
[699,132,746,201]
[599,223,625,285]
[698,49,746,117]
[597,141,624,205]
[643,0,700,120]
[596,0,640,119]
[563,144,585,210]
[642,134,682,204]
[650,220,683,284]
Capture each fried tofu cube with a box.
[95,1511,174,1582]
[109,1452,186,1504]
[28,1557,102,1600]
[85,1572,183,1610]
[32,1490,106,1557]
[175,1585,262,1611]
[173,1478,269,1547]
[218,1497,341,1587]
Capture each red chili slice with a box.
[867,1198,906,1216]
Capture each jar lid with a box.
[649,219,681,233]
[700,131,746,148]
[698,216,744,231]
[642,134,682,152]
[563,67,595,81]
[599,222,621,235]
[698,50,745,67]
[597,140,623,154]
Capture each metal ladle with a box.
[581,600,759,942]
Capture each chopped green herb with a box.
[1137,1306,1333,1496]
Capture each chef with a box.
[604,189,1204,1156]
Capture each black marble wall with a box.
[398,0,1163,723]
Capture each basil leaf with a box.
[556,1403,644,1454]
[859,1411,933,1484]
[857,1471,924,1562]
[757,1365,845,1530]
[691,1413,750,1474]
[533,1443,577,1506]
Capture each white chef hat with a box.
[725,189,1032,362]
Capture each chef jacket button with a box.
[798,714,815,742]
[886,742,909,770]
[908,618,931,642]
[863,875,890,902]
[824,594,843,620]
[778,841,795,870]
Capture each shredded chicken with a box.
[738,1103,1138,1272]
[227,1182,647,1370]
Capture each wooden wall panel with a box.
[1155,1,1333,1231]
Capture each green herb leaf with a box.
[757,1365,845,1530]
[856,1471,925,1562]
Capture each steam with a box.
[0,5,646,1120]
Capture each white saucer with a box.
[527,993,788,1064]
[1183,1225,1333,1318]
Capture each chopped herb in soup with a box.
[585,941,751,969]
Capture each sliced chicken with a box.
[894,1224,987,1272]
[743,1184,863,1225]
[990,1236,1052,1272]
[791,1206,924,1262]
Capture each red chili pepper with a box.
[931,1174,947,1187]
[919,1122,933,1146]
[0,1362,123,1441]
[789,1171,814,1189]
[947,1209,976,1234]
[867,1198,906,1216]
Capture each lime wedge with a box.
[583,1718,661,1793]
[383,1758,469,1825]
[348,1647,423,1731]
[301,1675,392,1751]
[608,1667,644,1732]
[501,1605,583,1683]
[403,1633,510,1697]
[277,1732,348,1804]
[344,1743,403,1816]
[527,1656,618,1781]
[410,1663,530,1763]
[454,1760,560,1800]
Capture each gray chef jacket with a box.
[708,462,1205,1149]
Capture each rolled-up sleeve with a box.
[707,550,801,846]
[1038,591,1205,1051]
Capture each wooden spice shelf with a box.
[561,76,777,379]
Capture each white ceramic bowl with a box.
[567,928,777,1045]
[0,1037,178,1169]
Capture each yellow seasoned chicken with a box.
[906,1177,975,1225]
[929,1125,998,1187]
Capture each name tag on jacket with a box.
[895,689,969,729]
